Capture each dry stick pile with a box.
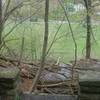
[0,56,79,95]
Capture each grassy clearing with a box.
[2,20,100,63]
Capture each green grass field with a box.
[2,20,100,63]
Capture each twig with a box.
[2,6,42,42]
[46,18,64,55]
[37,81,77,88]
[44,88,54,94]
[58,0,78,95]
[0,56,38,67]
[58,0,77,80]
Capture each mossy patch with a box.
[0,67,20,79]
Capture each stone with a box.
[38,63,78,95]
[80,93,100,100]
[0,67,20,79]
[21,94,78,100]
[40,64,77,84]
[79,71,100,93]
[77,59,100,100]
[80,86,100,93]
[0,66,20,100]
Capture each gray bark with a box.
[29,0,49,92]
[84,0,92,59]
[0,0,3,45]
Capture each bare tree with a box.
[84,0,92,59]
[0,0,3,45]
[0,0,23,50]
[29,0,49,93]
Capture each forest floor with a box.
[0,57,78,94]
[20,58,100,94]
[0,53,100,94]
[0,55,100,95]
[20,58,100,95]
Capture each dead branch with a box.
[37,80,77,88]
[3,0,11,18]
[0,56,38,67]
[2,6,42,42]
[3,2,23,24]
[43,88,54,94]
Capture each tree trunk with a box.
[0,0,3,45]
[84,0,92,59]
[29,0,49,92]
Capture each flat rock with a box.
[80,93,100,100]
[77,59,100,94]
[0,67,20,90]
[21,94,78,100]
[79,70,100,83]
[0,67,20,79]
